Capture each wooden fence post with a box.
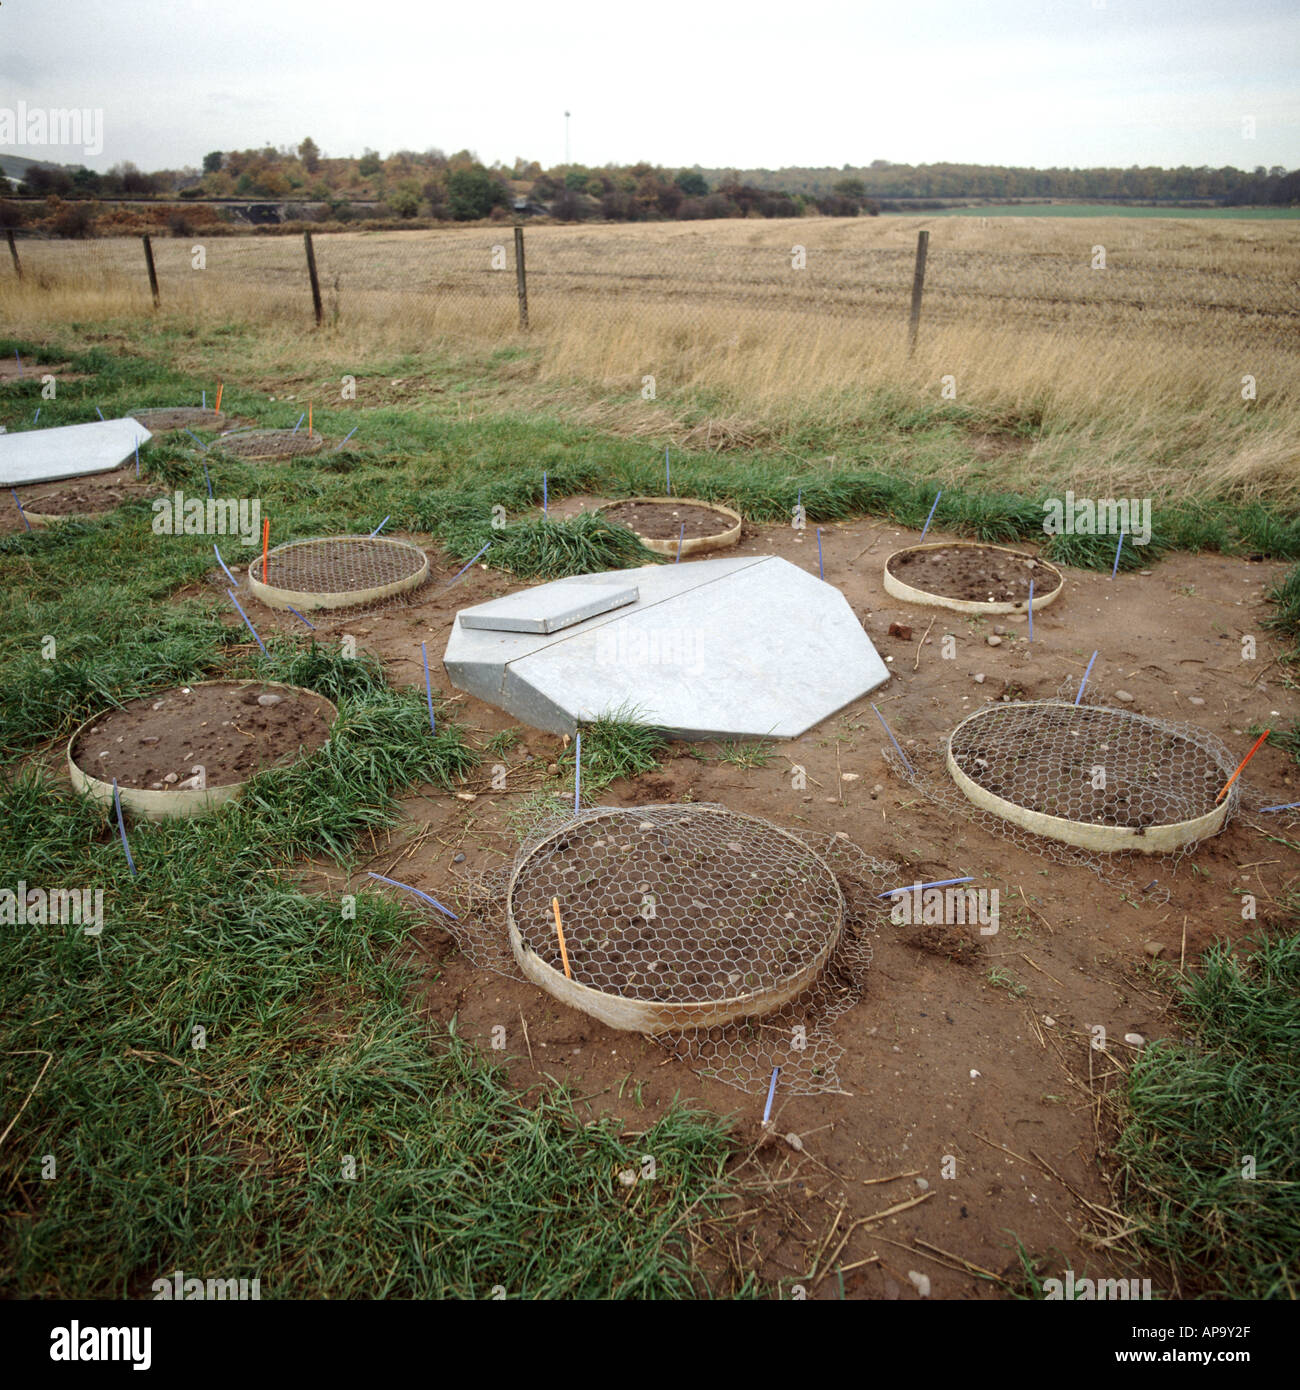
[142,234,160,307]
[514,225,528,331]
[6,229,21,281]
[304,230,323,326]
[908,228,929,352]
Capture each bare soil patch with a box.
[72,682,334,790]
[601,498,736,541]
[887,543,1059,604]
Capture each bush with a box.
[49,199,97,238]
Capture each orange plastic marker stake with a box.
[261,517,270,582]
[1216,730,1269,803]
[308,401,312,436]
[214,381,223,413]
[551,897,571,979]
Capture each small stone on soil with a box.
[1115,690,1135,703]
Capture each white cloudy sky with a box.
[1,0,1296,172]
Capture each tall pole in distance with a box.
[564,110,571,166]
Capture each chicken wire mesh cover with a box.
[441,803,902,1095]
[128,407,227,432]
[885,695,1242,885]
[248,536,430,612]
[215,427,325,460]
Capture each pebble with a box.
[973,673,985,684]
[455,791,477,802]
[1042,1015,1056,1027]
[150,782,164,789]
[163,772,179,784]
[1144,940,1164,959]
[992,624,1006,635]
[784,1133,805,1152]
[1115,690,1135,703]
[986,635,1002,647]
[452,852,466,864]
[1188,696,1205,706]
[1124,1032,1147,1048]
[257,693,283,707]
[151,701,164,711]
[140,735,159,745]
[908,1271,932,1298]
[841,772,859,782]
[915,1176,930,1190]
[547,763,558,775]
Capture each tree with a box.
[446,164,508,220]
[358,149,383,178]
[298,137,321,173]
[387,178,422,218]
[203,151,223,174]
[676,170,709,196]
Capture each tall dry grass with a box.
[3,217,1297,504]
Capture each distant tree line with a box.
[695,159,1300,207]
[3,144,1294,235]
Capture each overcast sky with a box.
[1,0,1296,172]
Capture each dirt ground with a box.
[188,502,1297,1298]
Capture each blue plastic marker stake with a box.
[871,702,914,776]
[421,641,436,734]
[227,588,266,654]
[762,1067,780,1126]
[95,406,105,420]
[112,778,137,877]
[212,542,238,588]
[878,875,974,900]
[1027,579,1034,642]
[13,349,22,375]
[445,540,492,587]
[919,489,942,542]
[367,871,459,921]
[1075,651,1098,705]
[134,437,141,477]
[665,447,671,496]
[574,731,582,813]
[10,489,31,531]
[1110,530,1125,579]
[183,428,210,451]
[202,463,212,498]
[542,472,547,516]
[332,426,358,452]
[33,407,40,424]
[292,412,305,434]
[370,515,390,538]
[286,605,316,630]
[202,390,207,410]
[675,523,684,563]
[817,527,824,579]
[1259,801,1300,813]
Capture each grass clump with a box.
[1112,932,1300,1299]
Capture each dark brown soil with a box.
[887,544,1059,603]
[1,468,156,532]
[72,682,334,790]
[602,499,736,541]
[128,407,228,432]
[510,808,839,1001]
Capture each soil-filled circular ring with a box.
[67,680,338,820]
[598,497,742,557]
[16,474,156,527]
[884,542,1063,615]
[127,408,228,432]
[945,700,1235,854]
[247,535,430,612]
[216,428,325,460]
[506,804,844,1032]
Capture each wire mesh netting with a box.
[127,407,228,432]
[948,701,1235,832]
[443,802,902,1095]
[251,536,429,611]
[508,805,843,1010]
[215,428,325,459]
[884,691,1243,890]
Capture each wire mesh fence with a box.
[7,218,1299,355]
